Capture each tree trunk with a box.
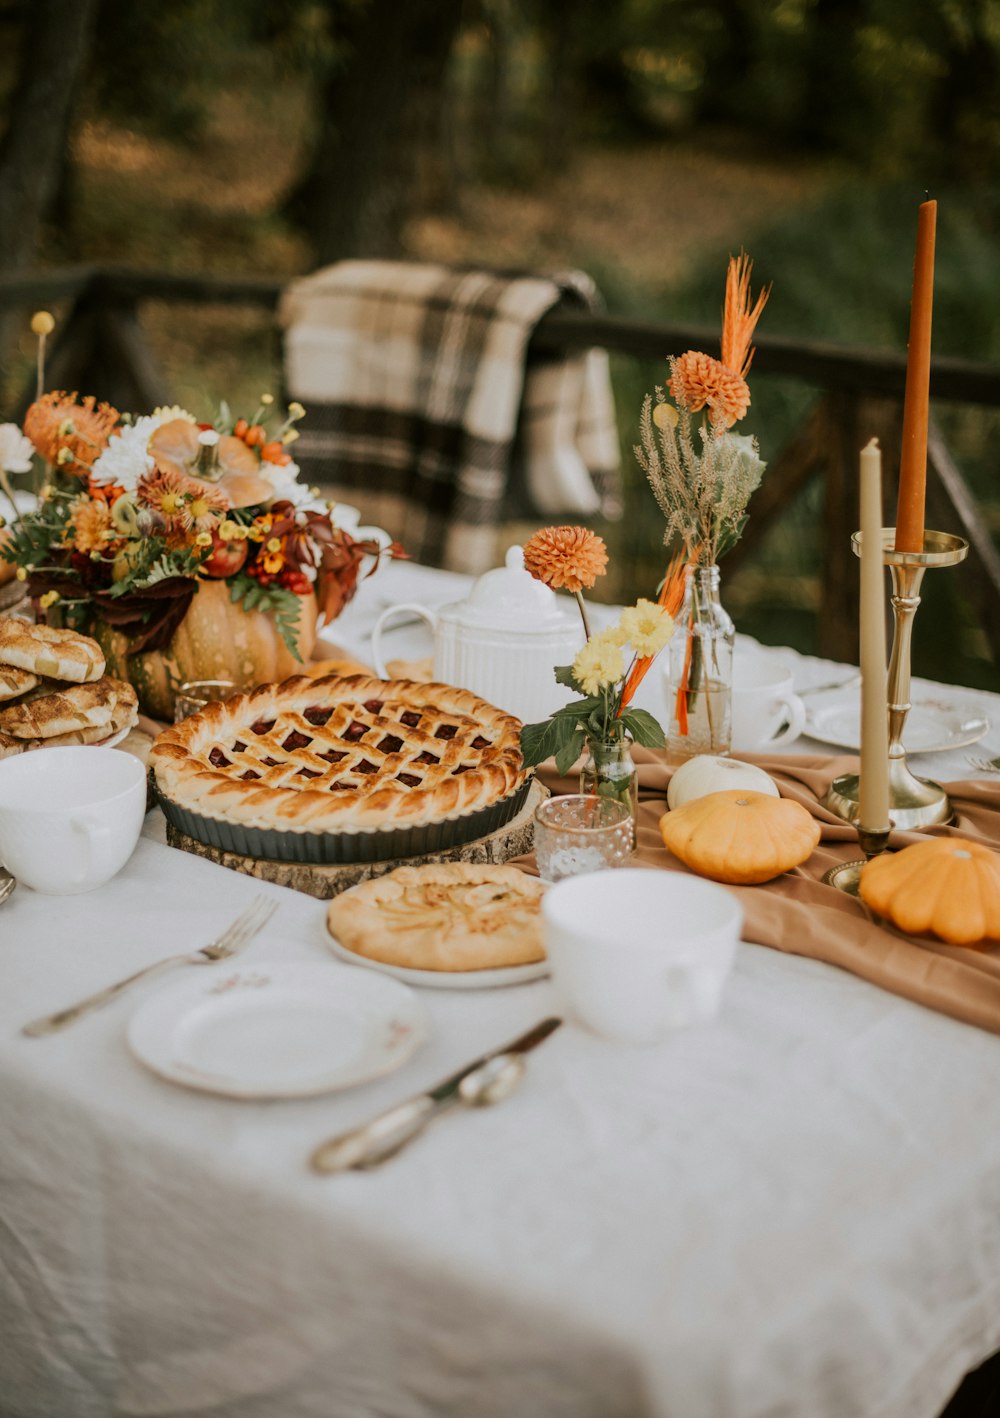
[287,0,464,266]
[0,0,100,274]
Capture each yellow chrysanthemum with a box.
[523,525,608,593]
[668,351,750,429]
[618,599,675,657]
[573,630,624,696]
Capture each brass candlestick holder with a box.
[821,824,892,896]
[824,527,969,833]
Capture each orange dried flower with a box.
[23,392,119,472]
[721,251,770,379]
[523,525,608,593]
[668,352,750,430]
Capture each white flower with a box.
[255,457,326,511]
[89,416,161,491]
[0,423,34,474]
[151,405,196,424]
[257,456,301,494]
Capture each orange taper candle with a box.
[895,199,937,554]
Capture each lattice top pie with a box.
[150,674,526,833]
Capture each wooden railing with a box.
[3,266,1000,666]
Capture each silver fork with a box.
[22,896,278,1037]
[967,754,1000,774]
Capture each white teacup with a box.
[542,869,742,1044]
[731,655,806,753]
[0,747,146,895]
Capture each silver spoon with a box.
[0,867,14,904]
[311,1051,528,1173]
[456,1051,527,1106]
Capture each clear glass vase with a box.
[666,564,734,760]
[580,735,639,835]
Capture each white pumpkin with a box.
[667,754,780,810]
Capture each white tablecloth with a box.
[4,561,1000,1418]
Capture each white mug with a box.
[0,747,146,895]
[731,655,806,753]
[542,868,742,1044]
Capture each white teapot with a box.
[371,546,584,724]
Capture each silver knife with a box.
[310,1016,563,1174]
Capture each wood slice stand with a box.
[164,779,547,899]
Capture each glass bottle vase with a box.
[666,564,734,760]
[580,735,639,833]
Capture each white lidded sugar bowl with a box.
[371,546,584,724]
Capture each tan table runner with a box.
[527,750,1000,1038]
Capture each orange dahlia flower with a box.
[523,525,608,593]
[23,392,119,473]
[668,352,750,429]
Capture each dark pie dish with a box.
[150,673,529,865]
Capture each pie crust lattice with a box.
[151,674,526,834]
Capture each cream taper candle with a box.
[859,437,890,831]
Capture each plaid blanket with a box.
[279,261,622,573]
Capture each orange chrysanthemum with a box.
[23,392,119,473]
[668,351,750,430]
[523,525,608,593]
[68,495,114,555]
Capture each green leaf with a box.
[553,664,581,691]
[554,727,586,776]
[519,716,577,767]
[587,707,613,739]
[550,694,601,720]
[226,574,305,659]
[619,707,666,747]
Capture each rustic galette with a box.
[327,863,546,971]
[150,674,526,833]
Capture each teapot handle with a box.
[371,604,437,678]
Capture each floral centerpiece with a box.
[0,319,401,718]
[635,253,770,755]
[516,525,684,822]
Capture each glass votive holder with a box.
[173,679,238,723]
[534,794,634,885]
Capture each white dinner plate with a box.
[97,722,133,750]
[325,930,549,991]
[804,689,989,754]
[127,961,425,1098]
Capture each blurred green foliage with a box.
[600,180,1000,688]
